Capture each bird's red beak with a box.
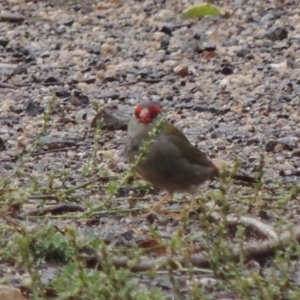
[138,108,151,123]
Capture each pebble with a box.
[292,149,300,157]
[0,100,16,112]
[98,150,120,162]
[173,65,189,77]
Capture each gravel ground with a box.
[1,0,300,298]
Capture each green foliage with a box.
[180,3,221,20]
[51,263,163,300]
[0,223,74,265]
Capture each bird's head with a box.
[134,102,161,124]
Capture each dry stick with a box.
[93,226,300,272]
[204,201,278,240]
[23,203,85,217]
[211,213,278,241]
[0,82,17,89]
[28,176,113,201]
[31,147,78,157]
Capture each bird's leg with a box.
[151,192,172,211]
[189,195,196,213]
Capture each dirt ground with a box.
[1,0,300,299]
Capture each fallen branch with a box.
[23,203,85,217]
[31,147,78,157]
[212,213,278,241]
[84,226,300,272]
[205,202,278,240]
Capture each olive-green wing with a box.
[162,121,213,167]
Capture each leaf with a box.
[0,285,27,300]
[180,3,221,20]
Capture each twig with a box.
[28,176,116,201]
[211,212,278,241]
[0,82,17,89]
[31,147,78,157]
[84,226,300,272]
[22,203,85,217]
[31,207,147,219]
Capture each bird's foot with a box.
[149,193,172,213]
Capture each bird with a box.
[124,102,256,211]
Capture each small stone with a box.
[220,75,252,87]
[121,230,134,241]
[244,125,255,133]
[0,39,9,47]
[25,102,44,117]
[265,27,288,41]
[220,65,234,75]
[211,124,239,139]
[101,43,118,56]
[260,11,281,23]
[292,149,300,157]
[146,212,160,224]
[269,61,287,73]
[167,111,181,122]
[274,143,284,152]
[161,25,172,36]
[198,278,218,287]
[98,92,120,100]
[278,137,297,150]
[265,141,277,152]
[194,39,216,53]
[72,91,89,106]
[44,76,61,84]
[0,138,6,151]
[92,106,130,130]
[55,88,71,98]
[69,96,83,106]
[0,100,16,112]
[12,65,28,75]
[0,284,27,300]
[153,32,164,42]
[173,65,189,77]
[236,48,249,58]
[277,93,292,102]
[89,45,101,55]
[266,138,296,152]
[160,37,169,50]
[39,136,77,150]
[279,169,293,177]
[98,150,120,162]
[96,70,105,80]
